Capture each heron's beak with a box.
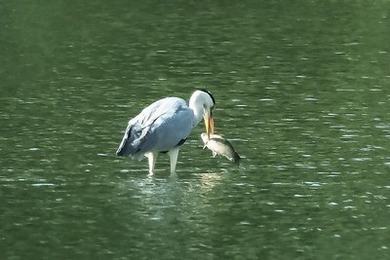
[204,110,214,138]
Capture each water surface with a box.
[1,0,390,259]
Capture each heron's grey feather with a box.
[116,97,194,157]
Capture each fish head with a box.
[200,133,209,145]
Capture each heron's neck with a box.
[189,98,203,126]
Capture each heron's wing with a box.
[137,100,194,152]
[117,97,194,156]
[133,97,179,128]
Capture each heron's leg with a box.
[168,148,180,174]
[146,152,158,176]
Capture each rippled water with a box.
[1,0,390,259]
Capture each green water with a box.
[1,0,390,259]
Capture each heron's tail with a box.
[116,125,138,156]
[116,135,131,156]
[233,151,240,165]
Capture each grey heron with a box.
[116,89,215,175]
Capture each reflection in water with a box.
[1,0,390,259]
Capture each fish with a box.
[201,133,240,165]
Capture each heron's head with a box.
[189,89,215,137]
